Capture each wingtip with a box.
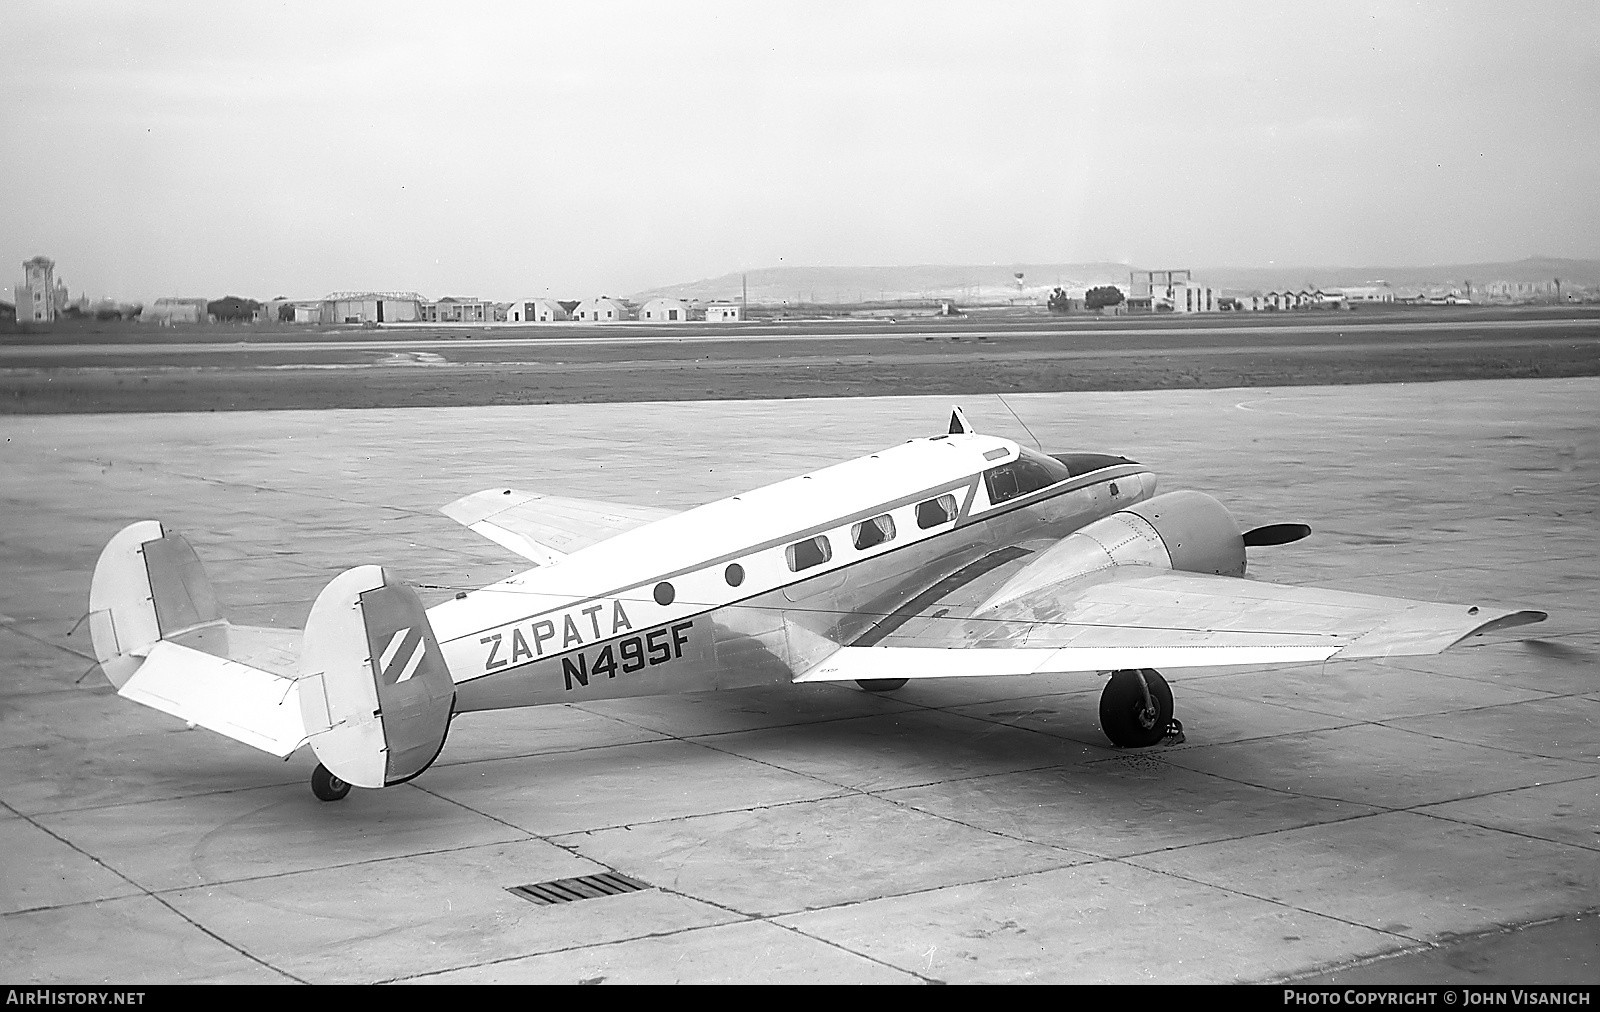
[1457,608,1548,644]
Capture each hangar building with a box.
[574,297,628,322]
[326,292,421,324]
[142,297,210,325]
[420,297,494,323]
[506,298,567,323]
[640,298,691,322]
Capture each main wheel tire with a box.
[856,678,909,692]
[1099,668,1174,748]
[311,763,351,802]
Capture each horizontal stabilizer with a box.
[119,640,306,755]
[88,521,309,754]
[440,489,678,565]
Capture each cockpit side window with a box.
[984,447,1073,505]
[852,514,896,550]
[915,494,958,529]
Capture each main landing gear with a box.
[311,763,351,802]
[1099,669,1184,748]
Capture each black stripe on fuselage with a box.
[443,462,1148,648]
[449,465,1147,682]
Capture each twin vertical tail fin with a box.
[300,566,455,788]
[87,521,455,789]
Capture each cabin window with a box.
[725,563,745,587]
[785,535,832,572]
[915,494,958,530]
[983,447,1072,504]
[852,514,896,550]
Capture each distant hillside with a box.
[633,263,1134,305]
[636,257,1600,304]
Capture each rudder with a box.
[300,566,455,789]
[88,521,225,688]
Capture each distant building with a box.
[639,298,691,322]
[1142,276,1217,313]
[257,298,293,323]
[506,298,567,323]
[289,300,326,324]
[1263,289,1312,311]
[1219,291,1264,311]
[15,256,57,323]
[574,297,628,322]
[420,297,493,323]
[1339,285,1394,303]
[705,302,743,323]
[142,297,210,325]
[326,292,421,324]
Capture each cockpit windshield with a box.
[983,447,1074,504]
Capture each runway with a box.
[6,312,1600,414]
[1,380,1595,983]
[2,315,1595,361]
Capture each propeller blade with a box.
[1243,523,1312,547]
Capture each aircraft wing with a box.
[440,489,680,565]
[796,553,1545,683]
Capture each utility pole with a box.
[742,273,747,315]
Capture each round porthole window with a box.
[654,582,675,606]
[725,563,745,587]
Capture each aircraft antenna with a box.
[996,394,1044,451]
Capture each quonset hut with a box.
[506,298,567,323]
[639,298,691,322]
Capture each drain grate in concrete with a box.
[507,873,651,906]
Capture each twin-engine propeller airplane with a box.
[88,408,1545,802]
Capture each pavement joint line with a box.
[546,704,1111,855]
[428,732,678,771]
[392,785,911,986]
[762,917,945,984]
[371,911,758,984]
[1110,851,1434,948]
[1372,716,1600,766]
[1265,906,1600,985]
[412,771,856,847]
[750,855,1115,925]
[0,796,309,984]
[1,766,312,818]
[0,622,97,662]
[1180,678,1575,726]
[1408,793,1600,854]
[145,828,542,896]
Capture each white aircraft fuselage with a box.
[429,434,1153,711]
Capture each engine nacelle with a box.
[1120,490,1246,577]
[976,490,1245,614]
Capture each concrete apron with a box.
[0,378,1594,984]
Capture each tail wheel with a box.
[311,763,352,802]
[1099,668,1174,748]
[857,678,909,692]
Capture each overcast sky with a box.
[4,1,1596,303]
